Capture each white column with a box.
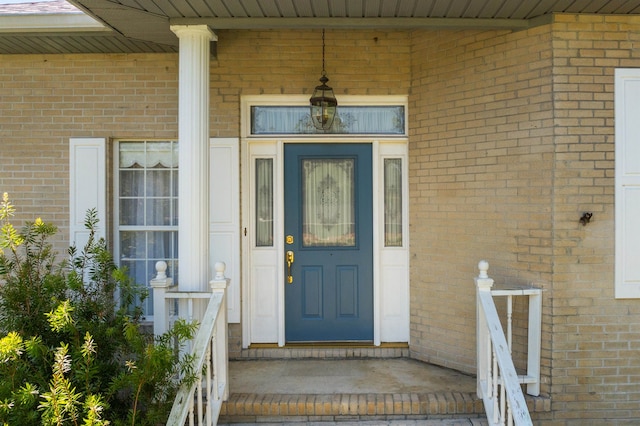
[170,25,217,291]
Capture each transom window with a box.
[251,105,405,135]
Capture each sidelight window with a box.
[384,158,403,247]
[255,158,274,247]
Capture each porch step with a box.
[219,349,550,424]
[218,392,550,424]
[220,350,485,423]
[233,344,410,360]
[219,391,486,424]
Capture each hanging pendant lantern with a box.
[310,29,337,131]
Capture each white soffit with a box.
[0,13,107,32]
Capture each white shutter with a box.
[210,138,241,322]
[69,138,106,249]
[615,69,640,298]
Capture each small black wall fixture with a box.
[310,28,338,131]
[580,212,593,226]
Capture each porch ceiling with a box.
[2,0,640,54]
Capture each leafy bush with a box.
[0,193,196,425]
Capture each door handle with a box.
[286,250,295,284]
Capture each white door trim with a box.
[241,95,410,348]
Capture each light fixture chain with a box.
[322,28,326,75]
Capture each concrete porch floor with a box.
[218,357,488,424]
[228,358,477,395]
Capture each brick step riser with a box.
[219,391,485,424]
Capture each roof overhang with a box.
[0,12,107,33]
[1,0,639,54]
[168,16,541,31]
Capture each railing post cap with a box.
[155,261,167,279]
[475,260,493,290]
[214,261,226,280]
[478,260,489,278]
[150,261,173,288]
[211,261,228,291]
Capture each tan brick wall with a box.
[0,54,179,248]
[408,13,640,424]
[408,26,555,381]
[547,14,640,424]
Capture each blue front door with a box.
[284,143,373,342]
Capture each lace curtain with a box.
[119,140,179,168]
[302,158,355,247]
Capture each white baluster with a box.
[197,367,203,425]
[507,295,513,353]
[487,333,492,397]
[206,342,212,426]
[189,392,195,426]
[212,329,218,401]
[500,371,506,424]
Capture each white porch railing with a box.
[151,261,229,426]
[476,260,542,426]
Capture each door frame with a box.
[240,95,410,348]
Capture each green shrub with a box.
[0,193,196,425]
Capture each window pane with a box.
[120,170,144,196]
[384,158,403,247]
[119,142,145,167]
[171,198,179,226]
[119,198,144,225]
[146,169,171,196]
[119,259,149,314]
[146,141,177,167]
[302,158,355,247]
[120,259,147,288]
[255,159,274,246]
[146,199,172,226]
[120,231,146,258]
[172,170,179,197]
[147,231,177,259]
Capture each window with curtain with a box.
[117,140,179,317]
[384,158,403,247]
